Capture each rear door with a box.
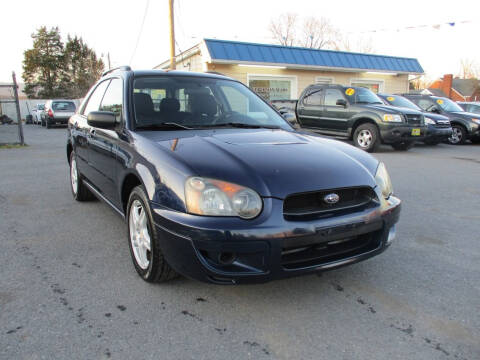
[87,78,123,204]
[296,89,324,128]
[322,88,351,132]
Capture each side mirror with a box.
[336,99,347,107]
[87,111,116,129]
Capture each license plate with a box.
[411,128,421,136]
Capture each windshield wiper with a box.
[135,122,192,130]
[200,122,281,129]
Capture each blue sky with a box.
[1,0,478,82]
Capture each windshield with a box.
[53,101,76,111]
[434,97,464,112]
[132,76,291,130]
[345,87,383,105]
[381,95,421,111]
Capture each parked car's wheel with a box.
[447,125,466,145]
[127,186,177,283]
[46,120,51,129]
[423,139,440,146]
[391,141,414,151]
[41,120,45,127]
[353,123,380,152]
[70,151,94,201]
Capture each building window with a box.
[315,76,334,85]
[247,75,297,101]
[350,79,384,93]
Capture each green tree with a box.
[22,26,65,98]
[22,27,104,99]
[63,35,104,98]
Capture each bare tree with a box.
[334,34,375,54]
[458,58,479,79]
[301,17,339,49]
[269,13,298,46]
[409,75,431,91]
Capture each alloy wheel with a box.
[129,200,151,270]
[70,157,78,195]
[357,129,373,148]
[449,127,462,144]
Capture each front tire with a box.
[448,125,466,145]
[127,186,177,283]
[353,123,380,152]
[69,151,94,201]
[391,141,414,151]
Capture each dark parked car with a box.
[378,93,452,145]
[457,101,480,115]
[402,94,480,144]
[67,67,401,284]
[43,100,77,128]
[296,84,426,152]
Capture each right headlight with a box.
[185,177,263,219]
[375,162,393,199]
[383,114,403,123]
[424,117,436,125]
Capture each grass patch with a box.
[0,143,28,149]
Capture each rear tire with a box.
[127,186,178,283]
[353,123,380,153]
[46,120,51,129]
[391,141,414,151]
[69,151,94,201]
[448,125,467,145]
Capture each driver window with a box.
[83,80,110,116]
[324,89,344,106]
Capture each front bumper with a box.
[380,125,426,144]
[425,125,452,141]
[151,194,401,284]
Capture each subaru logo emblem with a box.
[324,193,340,204]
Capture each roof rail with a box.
[102,65,132,77]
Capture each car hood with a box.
[421,112,450,121]
[140,129,379,198]
[362,104,422,115]
[449,111,479,119]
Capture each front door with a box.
[322,88,351,132]
[87,78,124,205]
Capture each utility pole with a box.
[107,52,111,70]
[168,0,176,70]
[12,72,24,146]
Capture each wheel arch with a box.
[350,117,379,140]
[66,142,73,164]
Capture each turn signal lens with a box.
[375,162,393,199]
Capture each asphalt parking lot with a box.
[1,125,479,360]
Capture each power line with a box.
[130,0,150,65]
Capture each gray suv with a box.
[43,100,77,128]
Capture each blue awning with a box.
[204,39,424,74]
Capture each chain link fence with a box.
[0,72,24,146]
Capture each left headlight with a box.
[185,177,263,219]
[383,114,403,123]
[375,162,393,199]
[424,117,436,125]
[471,118,480,125]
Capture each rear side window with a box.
[100,78,123,123]
[83,80,110,115]
[303,90,322,106]
[53,101,76,111]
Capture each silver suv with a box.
[43,100,76,128]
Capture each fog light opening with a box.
[387,225,396,245]
[218,252,237,266]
